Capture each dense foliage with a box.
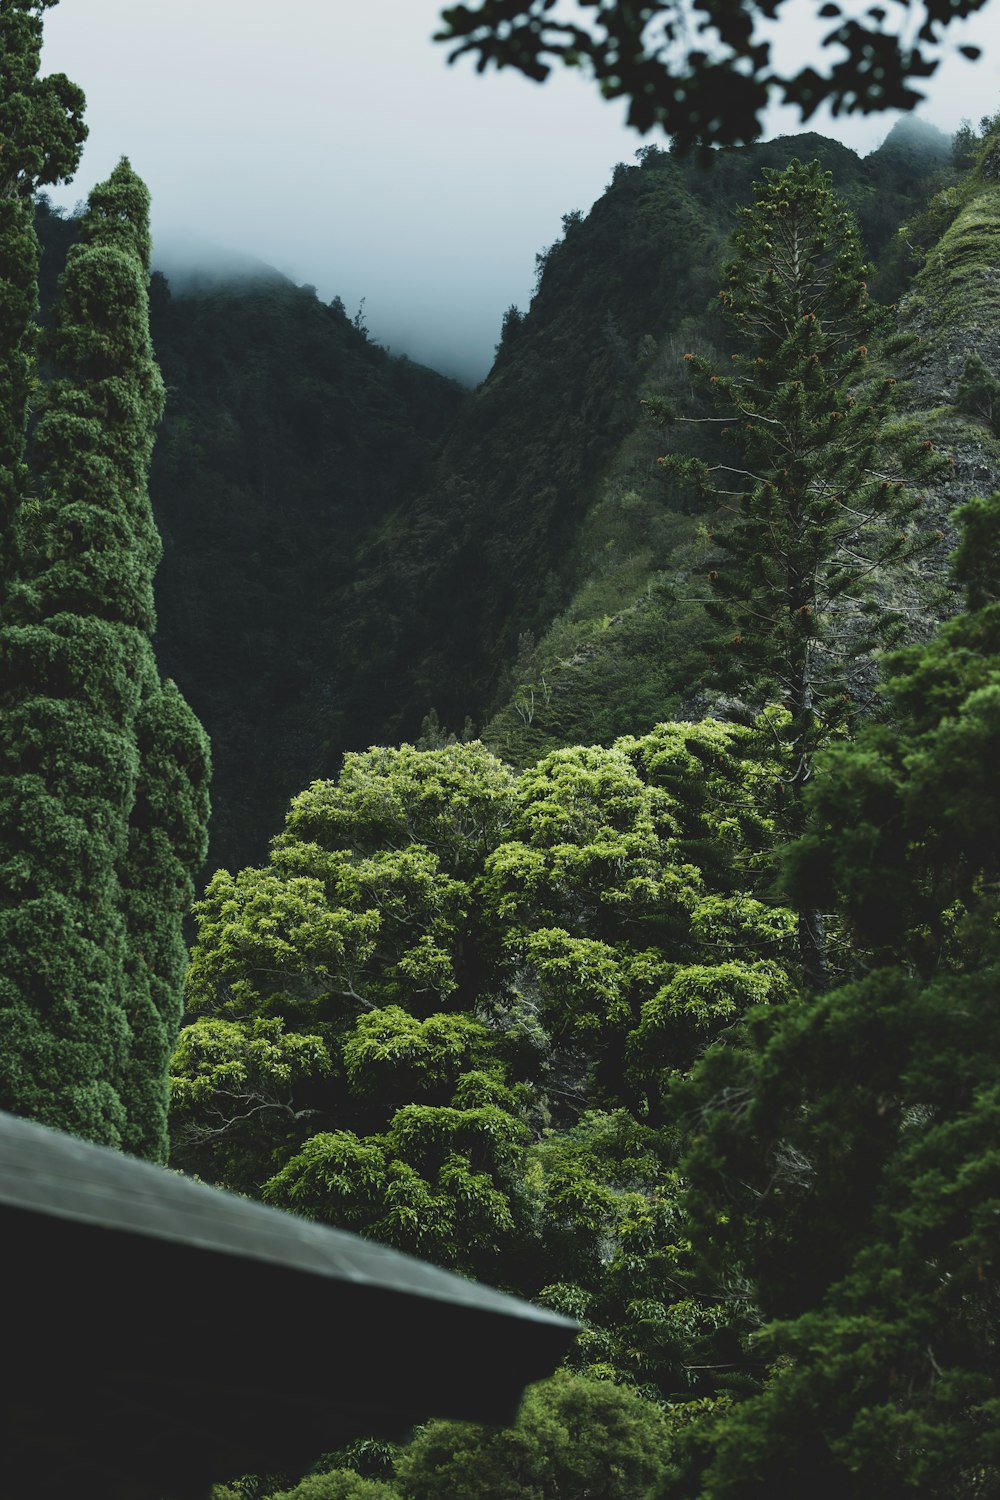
[670,494,1000,1497]
[9,5,1000,1495]
[0,41,209,1159]
[190,497,1000,1500]
[187,123,1000,1500]
[172,722,792,1381]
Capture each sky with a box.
[40,0,1000,385]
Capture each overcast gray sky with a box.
[41,0,1000,384]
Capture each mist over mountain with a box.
[40,0,999,395]
[143,118,954,392]
[151,236,293,298]
[152,233,501,385]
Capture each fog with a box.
[40,0,1000,385]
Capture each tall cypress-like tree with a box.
[0,0,85,589]
[0,159,210,1159]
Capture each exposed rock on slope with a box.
[899,166,1000,562]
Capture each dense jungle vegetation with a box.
[6,0,1000,1496]
[171,122,1000,1500]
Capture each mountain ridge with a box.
[34,119,960,875]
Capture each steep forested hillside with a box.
[36,196,466,874]
[340,124,951,761]
[147,276,464,875]
[479,120,957,765]
[34,118,954,879]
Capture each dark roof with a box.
[0,1110,577,1500]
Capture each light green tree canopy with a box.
[173,725,794,1391]
[396,1371,674,1500]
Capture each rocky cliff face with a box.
[900,166,1000,548]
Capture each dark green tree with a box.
[668,162,937,785]
[956,349,1000,434]
[660,160,941,981]
[672,496,1000,1498]
[0,0,85,587]
[0,159,210,1158]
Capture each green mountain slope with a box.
[475,122,956,764]
[146,274,465,874]
[32,119,953,878]
[343,125,950,750]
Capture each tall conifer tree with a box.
[663,161,940,804]
[660,161,941,984]
[0,159,210,1159]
